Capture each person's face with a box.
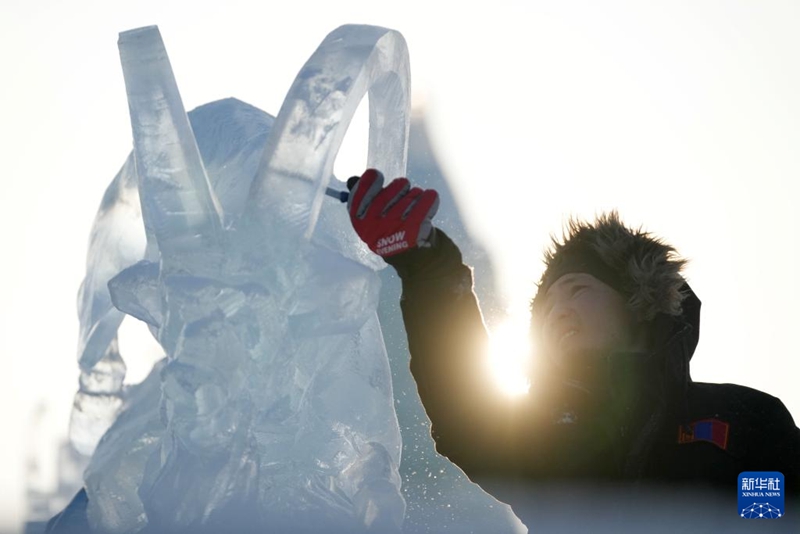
[538,273,647,368]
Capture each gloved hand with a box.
[347,169,439,258]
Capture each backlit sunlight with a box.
[487,314,532,397]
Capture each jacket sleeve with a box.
[386,229,533,478]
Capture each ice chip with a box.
[108,260,162,328]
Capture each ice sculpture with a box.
[73,24,411,533]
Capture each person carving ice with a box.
[346,168,800,526]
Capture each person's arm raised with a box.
[347,169,530,479]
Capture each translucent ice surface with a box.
[75,24,410,533]
[71,154,146,456]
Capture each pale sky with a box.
[2,0,800,531]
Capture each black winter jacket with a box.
[389,229,800,520]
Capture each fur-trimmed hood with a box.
[531,211,688,322]
[530,211,701,363]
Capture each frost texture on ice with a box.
[74,24,410,533]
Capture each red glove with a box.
[347,169,439,258]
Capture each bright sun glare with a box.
[487,315,532,397]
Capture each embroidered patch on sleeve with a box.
[677,418,730,450]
